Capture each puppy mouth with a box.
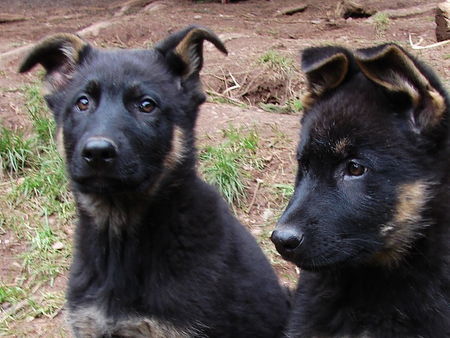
[288,248,371,272]
[72,175,142,194]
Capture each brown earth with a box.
[0,0,449,336]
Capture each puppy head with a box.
[271,44,449,270]
[19,27,227,195]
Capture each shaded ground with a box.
[0,0,448,336]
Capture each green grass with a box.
[23,84,55,145]
[19,215,71,286]
[259,98,303,115]
[256,50,299,106]
[372,12,390,36]
[206,90,249,108]
[0,285,26,304]
[200,146,247,206]
[199,126,264,207]
[258,50,294,74]
[272,183,295,202]
[0,83,73,334]
[0,126,34,174]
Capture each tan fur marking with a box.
[375,180,430,266]
[426,88,446,126]
[68,306,201,338]
[356,45,447,129]
[55,126,65,158]
[147,126,187,197]
[308,53,349,96]
[392,182,428,224]
[31,34,86,93]
[175,31,195,71]
[175,29,207,79]
[356,46,429,93]
[76,193,137,234]
[164,126,186,170]
[174,28,226,79]
[58,34,86,64]
[301,92,315,110]
[333,138,350,154]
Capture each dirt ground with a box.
[0,0,449,336]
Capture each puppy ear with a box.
[156,26,227,80]
[19,33,90,93]
[355,44,447,131]
[301,47,350,97]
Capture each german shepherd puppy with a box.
[20,26,289,337]
[271,44,450,337]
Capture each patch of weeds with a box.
[259,103,289,114]
[288,98,303,112]
[273,183,295,203]
[258,50,294,74]
[444,54,450,60]
[372,12,390,37]
[13,146,72,217]
[0,288,65,334]
[223,126,264,169]
[199,126,263,206]
[0,81,74,335]
[21,217,71,286]
[0,284,26,304]
[23,84,55,145]
[207,91,248,108]
[200,146,246,206]
[249,50,299,106]
[0,126,34,175]
[222,126,258,152]
[259,98,303,115]
[28,290,65,319]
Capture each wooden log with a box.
[276,4,308,16]
[0,14,27,24]
[436,1,450,42]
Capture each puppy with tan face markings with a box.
[20,26,290,337]
[271,44,450,337]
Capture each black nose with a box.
[271,228,304,254]
[82,137,117,167]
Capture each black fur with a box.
[20,27,289,337]
[271,44,450,337]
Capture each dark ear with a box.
[355,44,447,131]
[301,46,350,98]
[155,26,227,80]
[19,33,90,93]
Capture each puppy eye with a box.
[76,96,90,111]
[345,161,366,177]
[138,98,156,113]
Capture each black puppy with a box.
[20,26,289,337]
[271,44,450,337]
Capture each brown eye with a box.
[346,161,366,177]
[76,96,89,111]
[138,99,156,113]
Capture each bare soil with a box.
[0,0,448,336]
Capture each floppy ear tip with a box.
[300,46,349,74]
[18,55,34,73]
[192,26,228,56]
[218,43,228,56]
[355,43,405,62]
[300,47,320,73]
[18,33,87,74]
